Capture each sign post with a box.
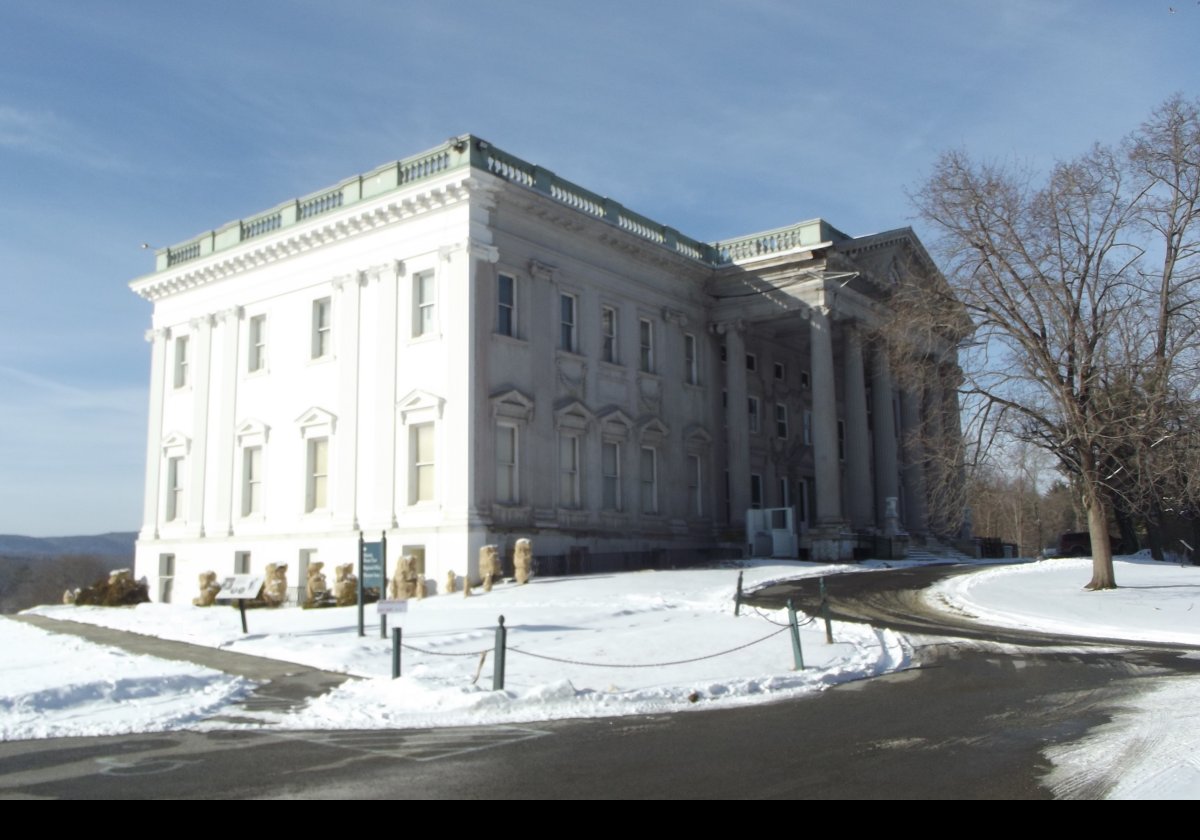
[359,533,386,637]
[214,574,266,634]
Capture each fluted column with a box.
[187,315,213,536]
[721,321,751,531]
[810,306,842,526]
[843,324,873,529]
[333,272,362,530]
[871,344,900,530]
[213,307,241,537]
[901,386,928,534]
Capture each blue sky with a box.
[1,1,1195,537]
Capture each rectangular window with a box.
[774,361,785,381]
[173,336,188,388]
[601,306,618,363]
[306,438,328,512]
[640,446,657,514]
[234,551,251,575]
[242,445,263,516]
[684,333,698,385]
[415,271,436,337]
[639,318,654,373]
[311,298,331,359]
[803,410,813,446]
[800,370,811,389]
[688,454,702,517]
[248,315,266,372]
[496,424,518,504]
[602,441,621,511]
[412,423,435,503]
[158,553,175,603]
[165,457,183,521]
[497,274,515,337]
[746,353,757,372]
[560,293,577,352]
[775,403,789,439]
[748,396,761,434]
[559,433,581,509]
[750,474,763,509]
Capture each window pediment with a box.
[639,417,669,443]
[398,389,445,425]
[162,431,190,456]
[490,388,534,422]
[597,407,635,440]
[295,406,336,438]
[554,399,594,433]
[236,418,270,447]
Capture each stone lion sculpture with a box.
[193,570,221,607]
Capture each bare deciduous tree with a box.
[906,95,1200,590]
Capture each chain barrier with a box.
[400,642,489,657]
[507,625,791,668]
[752,606,816,628]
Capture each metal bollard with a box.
[494,615,507,691]
[787,598,805,670]
[734,570,744,616]
[392,627,402,678]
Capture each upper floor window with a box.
[602,441,621,511]
[414,271,437,337]
[601,306,618,363]
[775,403,789,439]
[311,298,331,359]
[496,423,518,504]
[639,318,654,373]
[559,433,581,509]
[497,274,516,337]
[173,336,189,388]
[242,445,263,516]
[165,456,184,521]
[749,396,761,434]
[684,333,698,385]
[306,437,329,512]
[640,446,658,514]
[773,361,785,382]
[746,353,757,373]
[248,315,267,373]
[411,423,435,503]
[560,293,578,352]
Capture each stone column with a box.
[213,307,241,537]
[924,382,945,534]
[333,272,362,530]
[900,386,928,534]
[871,345,900,531]
[187,315,213,537]
[842,324,873,530]
[140,328,169,539]
[373,262,401,529]
[810,306,842,528]
[720,321,751,532]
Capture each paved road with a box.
[4,565,1196,798]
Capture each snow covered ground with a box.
[11,562,904,736]
[7,555,1199,799]
[0,618,253,740]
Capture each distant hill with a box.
[0,532,137,559]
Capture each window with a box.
[720,344,727,363]
[775,403,789,439]
[311,298,331,359]
[559,433,581,508]
[411,423,435,503]
[601,306,618,363]
[158,554,175,603]
[414,271,436,337]
[684,333,698,385]
[497,274,515,337]
[173,336,188,388]
[746,353,757,372]
[800,370,811,389]
[773,361,785,381]
[306,438,328,512]
[496,423,518,504]
[687,454,702,516]
[803,410,813,446]
[750,474,763,509]
[560,293,577,352]
[640,446,657,514]
[748,396,761,434]
[838,419,846,461]
[165,457,183,521]
[234,551,251,575]
[242,445,263,516]
[602,441,621,511]
[639,318,654,373]
[778,478,790,507]
[248,315,266,372]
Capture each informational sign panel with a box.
[361,541,385,590]
[215,574,265,601]
[376,600,409,615]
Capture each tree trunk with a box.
[1085,497,1117,590]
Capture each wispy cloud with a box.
[0,104,129,172]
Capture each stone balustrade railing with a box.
[155,135,834,273]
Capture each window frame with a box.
[414,270,437,338]
[248,314,267,373]
[640,445,658,514]
[411,422,435,504]
[305,437,329,512]
[242,445,263,516]
[559,293,578,353]
[311,297,332,360]
[684,332,698,385]
[601,305,618,364]
[639,317,654,373]
[497,273,516,338]
[495,422,519,504]
[173,335,189,389]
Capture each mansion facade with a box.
[131,135,964,600]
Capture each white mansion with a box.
[132,135,964,601]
